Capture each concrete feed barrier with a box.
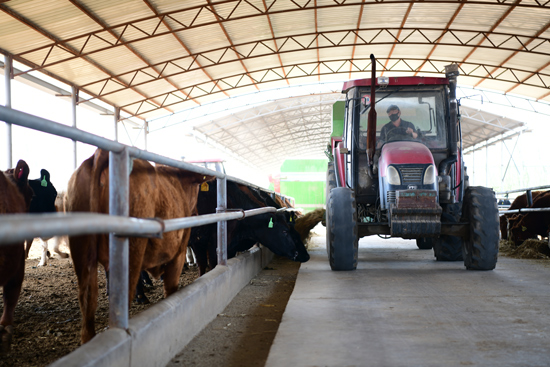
[50,245,274,367]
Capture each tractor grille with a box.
[398,166,424,184]
[387,190,396,204]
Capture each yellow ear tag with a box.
[290,216,292,222]
[201,182,209,191]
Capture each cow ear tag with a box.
[41,175,48,187]
[201,182,209,191]
[522,226,527,232]
[268,218,274,228]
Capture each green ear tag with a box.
[41,175,48,187]
[268,218,274,228]
[290,216,292,222]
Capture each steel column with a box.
[109,148,130,331]
[71,86,78,170]
[3,54,12,169]
[217,176,228,266]
[114,107,120,142]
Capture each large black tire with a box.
[322,162,337,228]
[416,238,434,250]
[327,187,358,271]
[433,212,463,261]
[461,186,499,270]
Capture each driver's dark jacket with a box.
[379,119,416,143]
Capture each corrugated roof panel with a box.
[452,4,511,33]
[0,12,52,54]
[172,24,229,54]
[316,7,360,33]
[495,7,550,37]
[84,49,146,76]
[150,0,204,14]
[130,34,189,66]
[6,0,101,40]
[512,84,550,102]
[404,3,462,29]
[81,0,153,28]
[223,17,273,46]
[279,49,320,68]
[269,10,316,39]
[43,60,107,85]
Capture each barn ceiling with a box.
[0,0,545,172]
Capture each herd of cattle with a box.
[0,148,322,352]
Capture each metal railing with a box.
[0,104,290,333]
[496,185,550,215]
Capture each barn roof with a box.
[0,0,544,171]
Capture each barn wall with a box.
[49,246,274,367]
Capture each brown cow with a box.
[67,149,213,344]
[509,191,550,247]
[0,160,32,353]
[500,191,543,240]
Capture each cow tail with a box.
[89,149,110,214]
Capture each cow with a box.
[509,191,550,247]
[24,170,70,265]
[188,180,310,276]
[66,148,213,344]
[0,160,33,353]
[500,191,544,240]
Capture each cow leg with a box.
[38,238,49,267]
[0,247,25,353]
[24,239,34,259]
[51,236,69,259]
[134,271,151,305]
[70,235,99,344]
[162,252,186,297]
[190,242,208,276]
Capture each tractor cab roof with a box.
[342,77,449,93]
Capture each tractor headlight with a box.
[423,165,436,185]
[387,165,401,185]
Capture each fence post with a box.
[109,147,130,331]
[217,177,227,266]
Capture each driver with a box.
[379,105,418,143]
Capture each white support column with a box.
[71,86,78,170]
[114,107,119,142]
[144,121,148,151]
[3,54,13,169]
[486,142,489,187]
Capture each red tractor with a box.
[326,55,499,271]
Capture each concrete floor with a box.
[266,231,550,367]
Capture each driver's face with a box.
[388,109,400,122]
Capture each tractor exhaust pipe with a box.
[444,63,459,168]
[366,54,377,178]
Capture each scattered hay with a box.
[499,238,550,259]
[294,208,325,246]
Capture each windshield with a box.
[358,86,447,150]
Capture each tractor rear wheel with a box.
[416,238,433,250]
[461,186,499,270]
[327,187,358,271]
[433,212,463,261]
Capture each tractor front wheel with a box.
[461,186,499,270]
[327,187,358,271]
[433,212,463,261]
[416,238,434,250]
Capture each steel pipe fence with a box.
[0,104,290,337]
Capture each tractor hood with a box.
[379,141,436,176]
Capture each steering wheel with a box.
[386,127,409,140]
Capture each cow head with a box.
[4,160,33,211]
[509,220,531,247]
[247,212,310,262]
[28,169,58,213]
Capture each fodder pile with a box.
[294,208,325,246]
[499,238,550,259]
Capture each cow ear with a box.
[14,160,30,184]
